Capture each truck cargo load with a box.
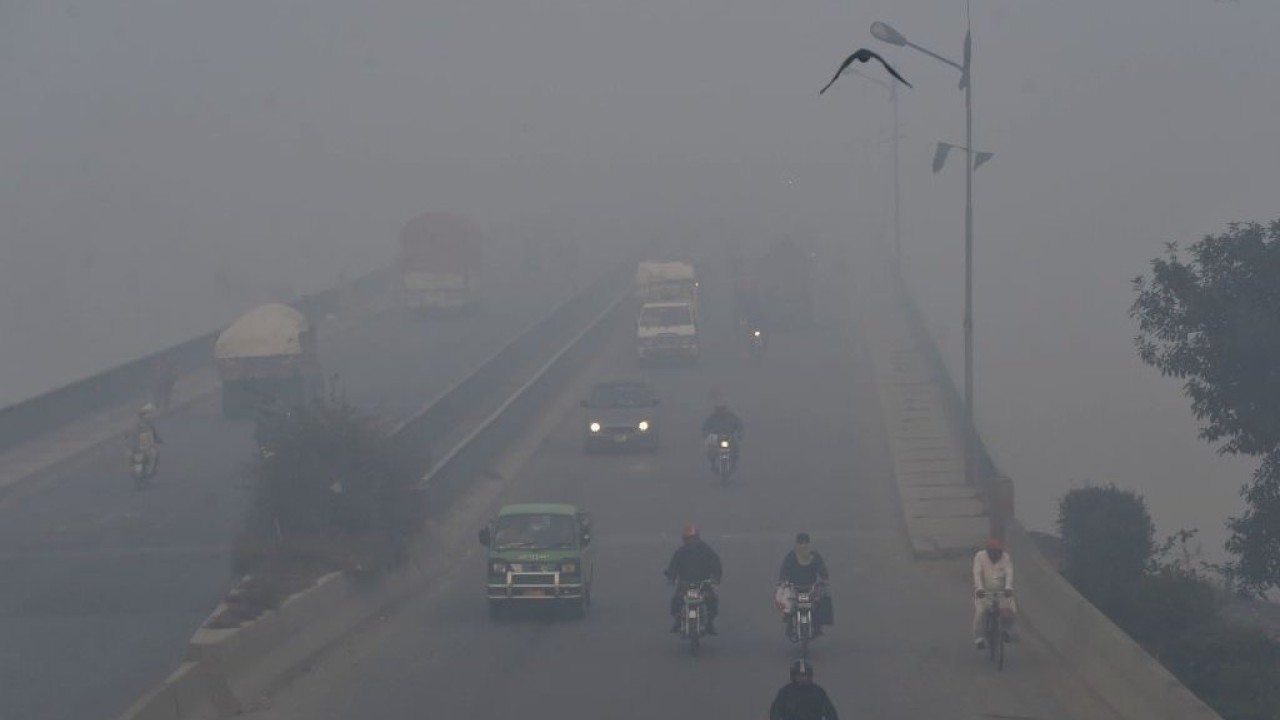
[636,261,698,306]
[215,303,319,418]
[399,212,484,314]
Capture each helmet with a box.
[139,403,156,416]
[681,523,699,540]
[985,537,1004,551]
[790,659,813,681]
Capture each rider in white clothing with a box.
[972,537,1017,648]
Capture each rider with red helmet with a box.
[664,523,723,635]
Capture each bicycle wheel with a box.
[986,610,998,664]
[995,613,1005,670]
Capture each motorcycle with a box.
[130,446,158,491]
[783,582,825,657]
[747,327,766,361]
[677,580,715,656]
[709,434,736,484]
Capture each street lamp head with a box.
[871,21,908,47]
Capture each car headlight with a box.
[490,561,508,575]
[589,422,601,433]
[637,421,650,432]
[560,561,578,574]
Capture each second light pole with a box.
[871,16,980,489]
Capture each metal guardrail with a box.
[115,256,638,720]
[388,258,635,509]
[0,267,393,454]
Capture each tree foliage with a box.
[235,389,421,578]
[1057,485,1155,618]
[1132,220,1280,591]
[1226,450,1280,595]
[1132,221,1280,457]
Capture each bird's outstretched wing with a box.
[864,49,913,88]
[819,48,913,95]
[818,55,856,95]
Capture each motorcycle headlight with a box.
[560,561,578,574]
[720,440,730,448]
[490,561,508,575]
[589,422,601,433]
[637,421,650,432]
[753,330,761,337]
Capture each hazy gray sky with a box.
[1,0,1275,553]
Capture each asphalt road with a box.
[243,251,1123,720]
[0,258,605,720]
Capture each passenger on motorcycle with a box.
[769,660,840,720]
[777,532,832,638]
[132,404,162,475]
[701,404,743,468]
[664,523,722,635]
[973,537,1017,648]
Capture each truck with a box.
[398,211,484,315]
[734,236,815,329]
[636,261,698,308]
[636,300,699,365]
[478,503,594,619]
[214,303,320,418]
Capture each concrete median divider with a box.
[860,259,1223,718]
[1005,522,1221,720]
[116,258,637,720]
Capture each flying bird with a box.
[819,49,912,95]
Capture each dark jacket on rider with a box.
[666,540,723,584]
[770,682,840,720]
[779,550,830,586]
[701,409,743,437]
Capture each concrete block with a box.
[907,485,981,501]
[907,497,985,518]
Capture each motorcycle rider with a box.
[769,660,840,720]
[664,523,722,635]
[973,537,1017,649]
[131,404,162,476]
[701,403,744,469]
[777,532,832,639]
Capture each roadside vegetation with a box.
[1051,485,1280,720]
[1131,219,1280,595]
[209,387,422,627]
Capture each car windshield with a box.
[640,306,692,327]
[589,384,652,408]
[492,514,578,550]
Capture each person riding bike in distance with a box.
[770,660,839,720]
[973,537,1017,649]
[778,532,832,638]
[132,404,162,476]
[664,523,723,635]
[701,403,743,469]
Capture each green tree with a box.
[236,389,421,578]
[1132,220,1280,592]
[1058,485,1156,619]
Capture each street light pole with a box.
[872,18,982,489]
[848,68,904,278]
[963,35,976,489]
[891,77,903,278]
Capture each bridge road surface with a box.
[246,252,1123,720]
[0,255,609,720]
